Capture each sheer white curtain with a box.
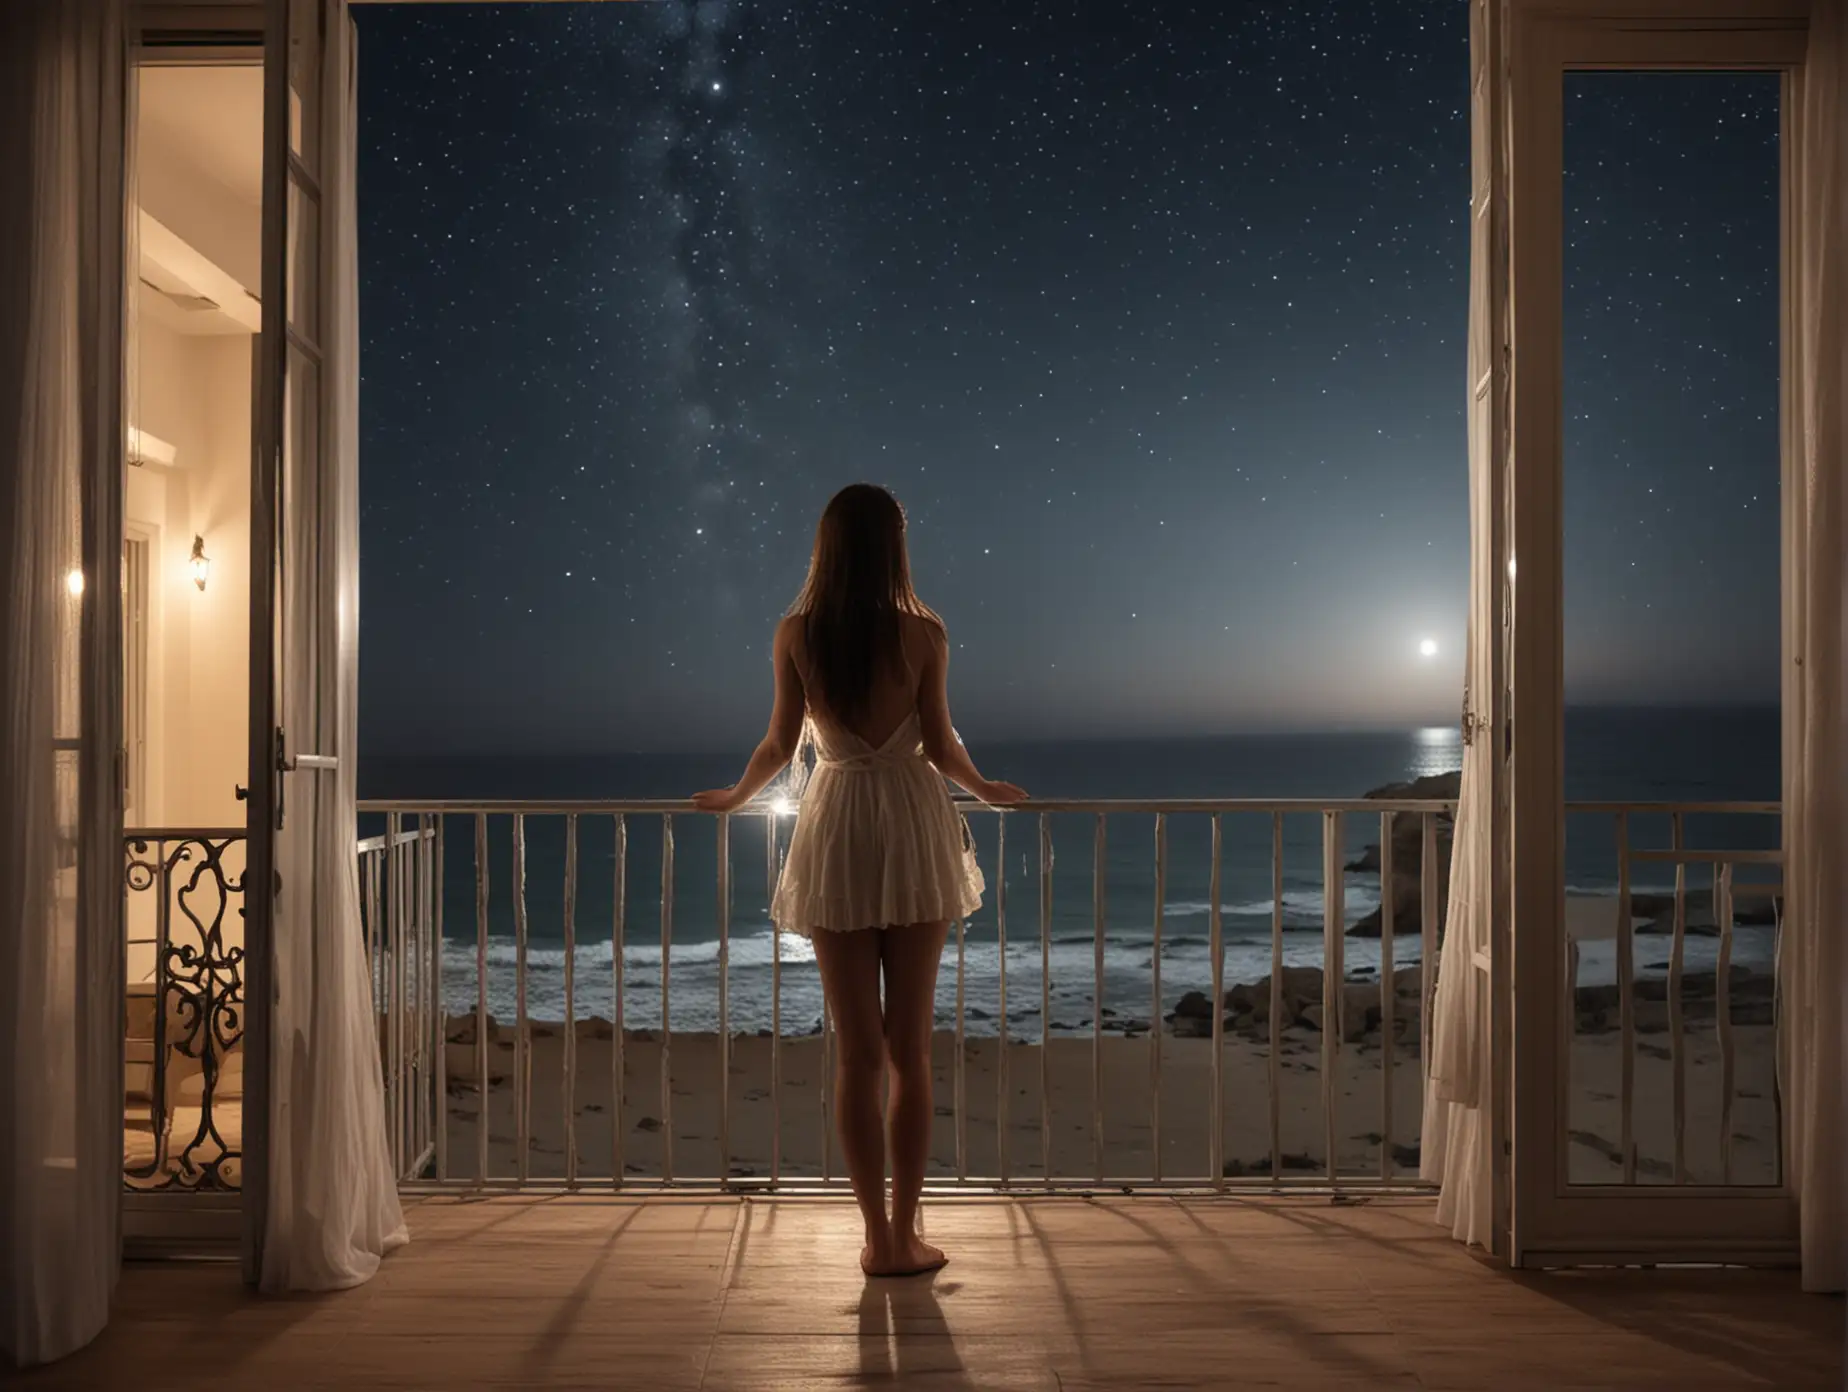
[1784,0,1847,1298]
[0,0,130,1366]
[261,10,408,1292]
[1420,0,1503,1252]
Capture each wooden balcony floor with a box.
[23,1195,1843,1390]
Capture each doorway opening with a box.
[122,58,261,1196]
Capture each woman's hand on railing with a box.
[973,779,1029,806]
[691,787,745,814]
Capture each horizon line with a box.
[359,701,1782,763]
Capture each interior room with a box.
[122,60,260,1185]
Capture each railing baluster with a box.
[474,813,489,1186]
[1420,813,1438,1088]
[1209,813,1224,1190]
[513,813,530,1186]
[1716,863,1736,1185]
[717,813,731,1184]
[376,828,388,1169]
[418,824,429,1170]
[1380,811,1395,1182]
[410,825,422,1170]
[954,913,967,1182]
[365,845,379,1039]
[1039,813,1052,1187]
[996,813,1009,1185]
[432,815,446,1182]
[403,821,415,1172]
[563,812,579,1188]
[1321,811,1343,1183]
[613,814,626,1190]
[405,825,418,1175]
[821,991,833,1184]
[1670,812,1687,1185]
[407,825,418,1173]
[388,811,404,1175]
[367,839,382,1165]
[660,812,674,1185]
[157,846,174,1176]
[768,812,782,1186]
[1092,812,1106,1184]
[1616,812,1636,1184]
[617,820,632,1190]
[1270,813,1284,1184]
[1151,812,1166,1182]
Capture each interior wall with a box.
[180,334,252,829]
[127,312,252,830]
[125,310,252,983]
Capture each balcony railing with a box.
[120,799,1785,1200]
[1564,803,1783,1187]
[123,828,248,1192]
[359,796,1466,1193]
[358,820,441,1182]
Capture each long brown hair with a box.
[788,484,940,726]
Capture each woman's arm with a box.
[916,623,1026,805]
[692,617,807,813]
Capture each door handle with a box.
[280,753,338,773]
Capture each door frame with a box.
[1504,0,1807,1266]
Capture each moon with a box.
[1418,638,1438,658]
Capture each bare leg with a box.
[879,920,951,1275]
[810,928,890,1264]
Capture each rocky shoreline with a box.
[1163,958,1775,1043]
[1344,770,1459,939]
[441,949,1775,1060]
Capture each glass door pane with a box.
[1560,71,1782,1191]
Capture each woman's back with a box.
[789,611,939,754]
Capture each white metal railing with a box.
[1565,802,1783,1189]
[356,796,1784,1196]
[357,818,442,1182]
[359,796,1454,1193]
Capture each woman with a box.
[693,484,1026,1276]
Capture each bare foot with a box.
[861,1234,948,1278]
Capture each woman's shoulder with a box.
[774,613,806,658]
[901,610,947,648]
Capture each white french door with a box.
[1502,0,1806,1267]
[245,0,341,1283]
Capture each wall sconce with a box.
[189,535,211,592]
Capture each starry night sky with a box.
[354,1,1780,757]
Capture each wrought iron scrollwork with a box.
[122,832,247,1192]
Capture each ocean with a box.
[358,706,1782,1035]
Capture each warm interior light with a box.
[770,797,795,817]
[189,535,211,592]
[66,569,85,597]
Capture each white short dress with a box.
[770,707,985,936]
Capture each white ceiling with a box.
[138,65,264,208]
[136,64,263,335]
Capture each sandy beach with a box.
[436,963,1779,1189]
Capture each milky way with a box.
[355,1,1780,755]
